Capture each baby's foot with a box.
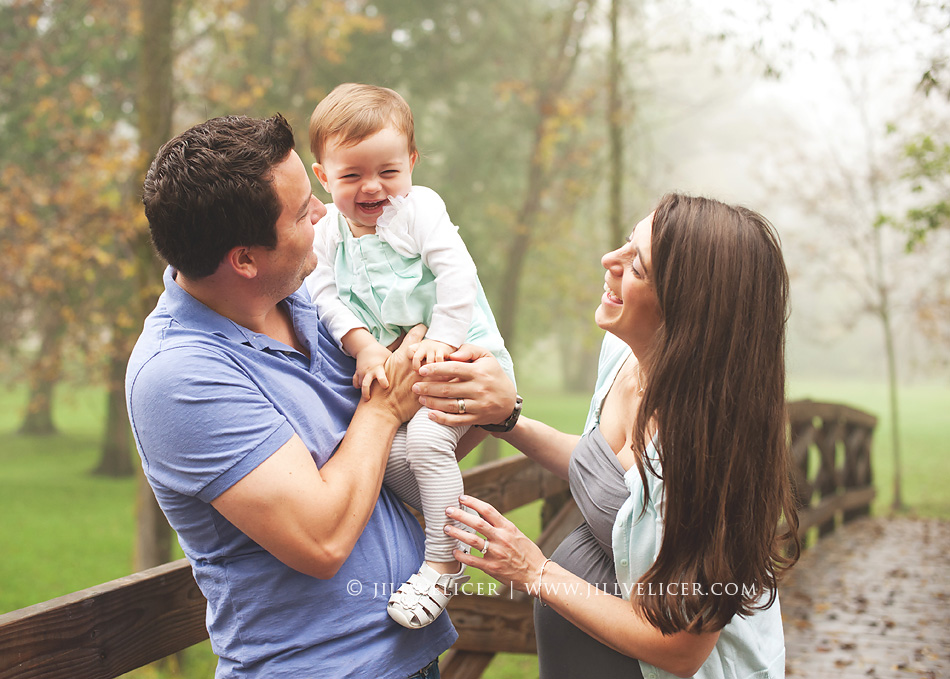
[387,562,469,629]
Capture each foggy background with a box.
[1,0,948,567]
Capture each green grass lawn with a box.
[1,378,947,678]
[0,385,139,611]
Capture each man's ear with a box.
[225,245,258,280]
[312,162,330,192]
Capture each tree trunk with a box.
[496,128,546,348]
[18,322,62,436]
[495,1,589,346]
[868,150,904,512]
[94,334,135,476]
[134,463,174,565]
[487,121,545,463]
[882,306,903,511]
[491,4,589,462]
[128,0,175,575]
[19,380,56,436]
[874,233,903,511]
[559,332,600,394]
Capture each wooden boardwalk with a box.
[782,516,950,678]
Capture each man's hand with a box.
[410,338,457,372]
[412,343,516,427]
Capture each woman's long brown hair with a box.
[630,193,801,635]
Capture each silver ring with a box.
[457,398,466,414]
[482,539,490,555]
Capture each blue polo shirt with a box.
[126,267,456,678]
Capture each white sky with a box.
[629,0,949,379]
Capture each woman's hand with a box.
[446,496,721,678]
[444,494,548,593]
[412,344,516,427]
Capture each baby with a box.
[305,83,516,629]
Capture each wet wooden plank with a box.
[781,517,950,678]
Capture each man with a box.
[127,114,517,678]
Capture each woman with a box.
[432,193,800,678]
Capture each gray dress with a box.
[534,426,644,678]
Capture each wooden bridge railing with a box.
[787,399,877,539]
[0,399,876,679]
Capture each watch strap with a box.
[478,395,523,433]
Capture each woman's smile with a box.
[603,282,623,305]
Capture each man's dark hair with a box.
[143,114,296,279]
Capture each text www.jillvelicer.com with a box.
[346,580,758,599]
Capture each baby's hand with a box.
[355,343,394,401]
[411,339,457,372]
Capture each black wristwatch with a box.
[478,395,523,433]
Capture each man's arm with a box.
[211,408,400,579]
[211,325,426,579]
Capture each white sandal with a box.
[387,562,470,629]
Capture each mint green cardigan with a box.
[585,332,786,679]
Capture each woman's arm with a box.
[495,416,578,480]
[416,344,578,479]
[446,495,721,679]
[523,558,719,678]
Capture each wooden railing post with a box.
[814,418,843,536]
[842,423,874,522]
[789,418,816,511]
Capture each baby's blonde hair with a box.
[309,83,417,163]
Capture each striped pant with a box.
[385,407,471,563]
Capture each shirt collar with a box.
[161,266,314,354]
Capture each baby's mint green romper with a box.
[306,186,514,567]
